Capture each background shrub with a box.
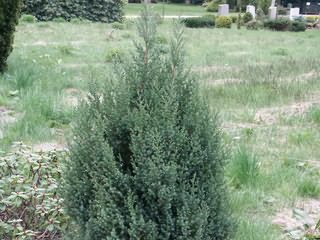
[105,48,125,62]
[289,18,307,32]
[258,0,271,14]
[277,6,288,15]
[305,15,320,23]
[0,0,22,73]
[231,15,238,23]
[246,19,263,30]
[22,0,124,22]
[206,0,225,12]
[264,18,291,31]
[63,8,233,240]
[256,7,266,21]
[216,16,232,28]
[206,1,219,12]
[243,12,253,23]
[183,15,215,28]
[0,143,68,239]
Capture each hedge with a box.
[22,0,124,22]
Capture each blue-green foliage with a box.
[63,8,233,240]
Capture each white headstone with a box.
[246,5,256,18]
[268,6,277,19]
[289,7,300,20]
[218,4,229,16]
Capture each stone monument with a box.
[268,0,277,19]
[289,7,300,20]
[218,4,229,16]
[246,5,256,18]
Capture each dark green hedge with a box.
[0,0,22,73]
[264,18,306,32]
[182,15,215,28]
[23,0,124,22]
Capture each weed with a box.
[297,177,320,198]
[20,14,37,23]
[105,48,125,62]
[228,146,260,188]
[288,131,315,146]
[308,107,320,125]
[57,45,75,55]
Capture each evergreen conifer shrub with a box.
[0,0,22,73]
[63,7,233,240]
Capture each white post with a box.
[218,4,229,16]
[268,0,277,19]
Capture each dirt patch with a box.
[62,63,104,68]
[205,78,243,86]
[192,65,238,74]
[222,122,259,131]
[32,142,66,152]
[254,94,320,125]
[293,70,319,82]
[227,51,249,57]
[63,88,86,107]
[273,199,320,239]
[23,40,87,47]
[281,70,320,84]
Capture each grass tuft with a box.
[228,146,260,188]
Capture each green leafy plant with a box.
[290,18,307,32]
[206,0,226,12]
[243,12,253,23]
[206,0,220,12]
[231,15,238,23]
[63,7,233,240]
[258,0,271,14]
[0,142,68,239]
[216,16,232,28]
[105,48,125,62]
[0,0,22,73]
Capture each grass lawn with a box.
[1,18,320,239]
[125,3,206,16]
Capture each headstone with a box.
[268,6,277,19]
[218,4,229,16]
[289,7,300,20]
[246,5,256,18]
